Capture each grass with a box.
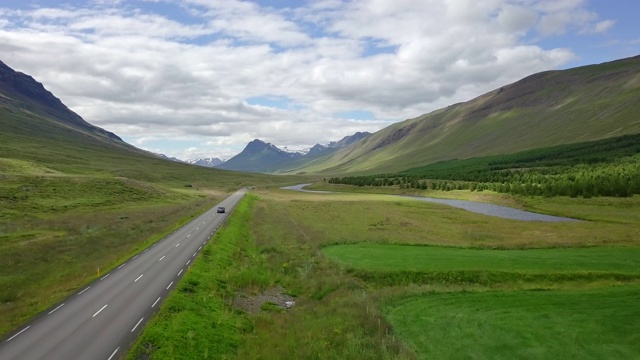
[386,286,640,359]
[322,244,640,274]
[127,194,261,360]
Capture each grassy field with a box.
[322,244,640,274]
[386,286,640,359]
[128,186,639,359]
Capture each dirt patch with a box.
[232,286,296,314]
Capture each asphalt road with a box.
[0,188,247,360]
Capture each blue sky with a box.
[0,0,638,160]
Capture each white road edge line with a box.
[135,274,144,282]
[117,263,126,269]
[100,274,110,280]
[143,249,148,253]
[107,347,119,360]
[132,255,139,260]
[48,303,65,314]
[151,297,161,308]
[78,286,91,295]
[193,253,197,257]
[166,281,173,290]
[203,241,206,245]
[92,304,107,318]
[6,326,30,342]
[186,260,191,266]
[131,318,144,332]
[159,256,165,261]
[198,246,202,250]
[178,269,183,276]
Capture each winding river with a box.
[281,184,580,222]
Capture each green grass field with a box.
[322,244,640,274]
[386,286,640,359]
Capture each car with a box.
[217,206,225,213]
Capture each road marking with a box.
[178,269,183,276]
[203,241,206,245]
[48,303,65,314]
[78,286,91,295]
[6,326,30,342]
[198,246,202,250]
[166,281,173,290]
[107,347,119,360]
[143,248,149,253]
[186,260,191,266]
[92,304,107,317]
[196,227,199,230]
[117,263,126,269]
[152,297,161,308]
[187,234,191,237]
[135,274,144,282]
[193,252,197,257]
[100,274,110,280]
[175,243,180,247]
[159,256,165,262]
[132,255,139,260]
[131,318,144,332]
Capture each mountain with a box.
[216,139,301,172]
[217,132,372,173]
[0,60,122,143]
[187,157,224,167]
[294,55,640,175]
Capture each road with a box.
[0,188,247,360]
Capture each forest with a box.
[328,134,640,198]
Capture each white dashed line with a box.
[132,255,139,260]
[92,304,107,318]
[198,246,202,250]
[107,347,120,360]
[196,227,199,230]
[131,318,144,332]
[187,234,191,237]
[143,249,148,253]
[48,303,65,315]
[152,297,161,308]
[186,260,191,266]
[159,256,165,262]
[6,326,30,342]
[178,269,183,276]
[175,243,180,247]
[100,274,110,280]
[134,274,144,282]
[203,241,206,245]
[193,252,197,257]
[117,263,126,269]
[166,282,173,290]
[78,287,91,295]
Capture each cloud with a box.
[0,0,613,160]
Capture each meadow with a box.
[129,186,640,359]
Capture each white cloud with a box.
[0,0,615,160]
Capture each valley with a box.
[1,54,639,359]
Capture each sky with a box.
[0,0,638,160]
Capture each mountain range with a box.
[216,132,370,172]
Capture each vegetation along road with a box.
[0,189,246,360]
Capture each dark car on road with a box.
[217,206,225,213]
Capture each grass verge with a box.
[127,194,261,359]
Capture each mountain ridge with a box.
[293,55,640,175]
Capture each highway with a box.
[0,188,247,360]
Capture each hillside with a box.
[295,55,640,175]
[0,60,299,335]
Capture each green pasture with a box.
[386,286,640,359]
[322,244,640,274]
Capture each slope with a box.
[0,60,299,336]
[296,55,640,175]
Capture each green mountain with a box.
[295,55,640,175]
